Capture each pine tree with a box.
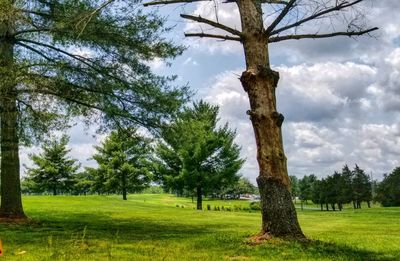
[375,167,400,207]
[155,101,245,210]
[0,0,188,218]
[91,128,153,200]
[25,135,80,195]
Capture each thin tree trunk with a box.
[196,186,202,210]
[237,0,304,238]
[0,16,26,219]
[367,201,371,208]
[122,172,127,200]
[53,186,57,196]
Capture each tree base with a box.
[257,176,305,239]
[0,210,27,222]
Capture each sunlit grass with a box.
[0,194,398,260]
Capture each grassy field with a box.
[0,194,399,260]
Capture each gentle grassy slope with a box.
[0,194,399,260]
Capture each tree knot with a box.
[271,111,284,127]
[240,69,257,92]
[257,66,280,87]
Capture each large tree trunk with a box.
[0,17,26,219]
[237,0,304,238]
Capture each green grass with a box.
[0,194,399,260]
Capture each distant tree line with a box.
[291,165,373,211]
[291,165,400,209]
[21,101,256,209]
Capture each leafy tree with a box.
[223,177,257,199]
[91,128,153,200]
[299,175,317,203]
[143,0,377,238]
[289,175,299,202]
[0,1,187,218]
[24,135,80,195]
[155,101,245,210]
[375,167,400,207]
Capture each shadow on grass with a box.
[0,211,218,242]
[248,238,399,261]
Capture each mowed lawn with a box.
[0,195,399,260]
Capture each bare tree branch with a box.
[180,14,242,36]
[271,0,365,36]
[268,27,379,43]
[261,0,290,5]
[13,28,52,36]
[184,32,241,41]
[266,0,297,34]
[143,0,210,7]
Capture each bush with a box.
[249,201,261,211]
[207,204,211,210]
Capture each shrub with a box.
[249,201,261,211]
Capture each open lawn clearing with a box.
[0,194,399,260]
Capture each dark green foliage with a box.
[154,101,245,209]
[299,174,317,203]
[89,128,153,200]
[249,201,261,211]
[24,135,80,195]
[217,177,257,199]
[352,165,372,209]
[375,167,400,207]
[289,175,299,200]
[3,0,188,143]
[72,171,95,195]
[304,165,373,211]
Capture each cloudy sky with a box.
[21,0,400,182]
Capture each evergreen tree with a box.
[352,165,371,209]
[0,0,188,218]
[155,101,245,210]
[340,165,354,208]
[375,167,400,207]
[91,128,153,200]
[25,135,80,195]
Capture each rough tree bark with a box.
[0,15,26,219]
[237,0,304,238]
